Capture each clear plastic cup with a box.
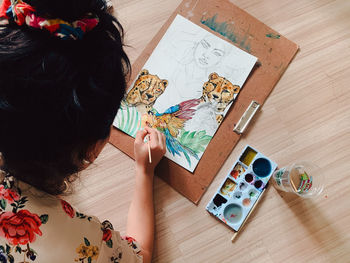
[272,161,324,198]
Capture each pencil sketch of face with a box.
[194,35,226,68]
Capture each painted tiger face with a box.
[201,73,240,112]
[126,69,168,106]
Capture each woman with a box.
[0,0,165,262]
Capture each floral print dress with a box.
[0,177,142,263]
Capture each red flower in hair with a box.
[12,1,35,25]
[60,200,75,218]
[0,0,11,18]
[0,210,42,245]
[0,0,35,25]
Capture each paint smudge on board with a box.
[186,0,199,18]
[266,33,280,39]
[200,14,251,52]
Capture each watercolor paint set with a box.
[206,145,277,232]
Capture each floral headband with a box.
[0,0,99,40]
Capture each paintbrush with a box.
[141,117,152,164]
[147,134,152,163]
[231,187,266,242]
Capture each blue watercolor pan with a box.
[206,145,277,231]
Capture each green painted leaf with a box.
[182,150,191,166]
[115,103,142,138]
[84,237,90,246]
[178,129,212,154]
[189,131,195,139]
[0,199,6,210]
[8,254,14,263]
[40,214,49,224]
[0,245,4,253]
[88,257,92,263]
[120,104,125,128]
[106,239,113,248]
[182,130,189,138]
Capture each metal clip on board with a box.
[233,101,260,134]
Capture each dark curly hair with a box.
[0,0,130,195]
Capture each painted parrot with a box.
[142,98,200,165]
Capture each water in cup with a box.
[272,162,324,198]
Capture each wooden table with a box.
[67,0,350,262]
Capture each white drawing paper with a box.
[114,15,257,172]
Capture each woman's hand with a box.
[128,127,166,263]
[134,127,166,174]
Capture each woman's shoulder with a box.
[0,177,142,263]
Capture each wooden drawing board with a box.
[109,0,299,204]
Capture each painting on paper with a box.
[114,15,257,172]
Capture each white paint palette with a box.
[206,145,277,231]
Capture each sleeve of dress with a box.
[98,220,143,263]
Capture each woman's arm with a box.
[127,127,166,263]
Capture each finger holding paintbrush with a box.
[134,126,166,174]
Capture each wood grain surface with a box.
[67,0,350,262]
